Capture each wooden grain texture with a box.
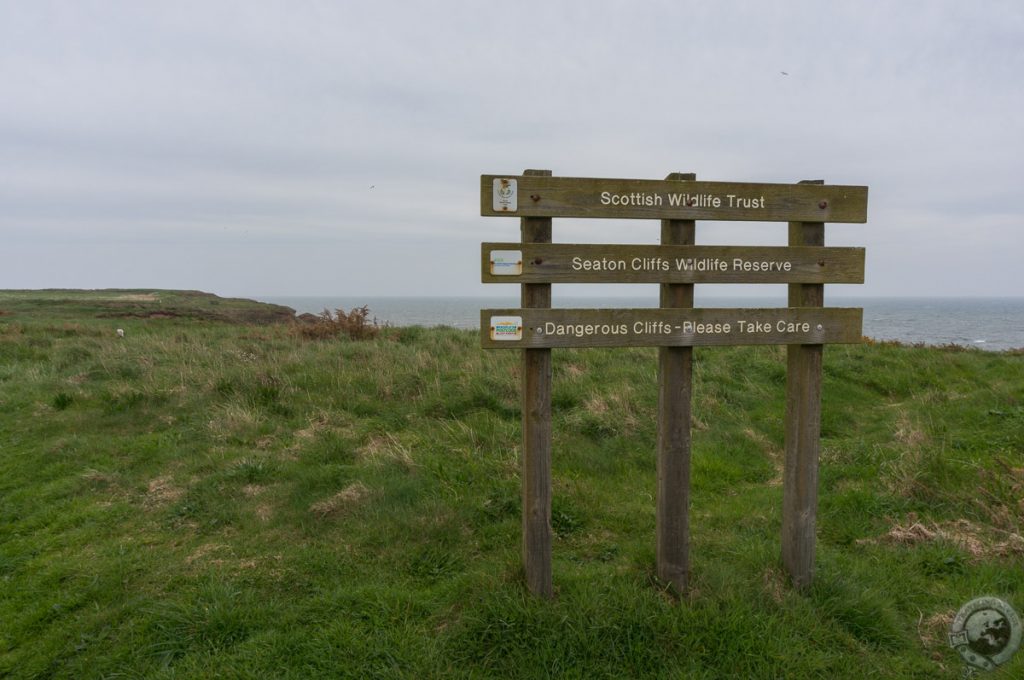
[481,243,865,284]
[656,172,694,594]
[480,307,863,349]
[520,169,553,599]
[782,181,826,591]
[481,174,868,223]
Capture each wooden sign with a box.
[482,243,865,284]
[479,169,869,598]
[481,174,868,222]
[481,307,863,349]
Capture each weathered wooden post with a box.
[782,179,825,590]
[520,168,553,598]
[657,172,695,593]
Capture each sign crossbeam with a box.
[482,174,868,222]
[482,243,865,284]
[482,307,863,348]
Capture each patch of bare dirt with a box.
[186,543,230,564]
[761,567,788,604]
[295,412,331,439]
[255,503,273,522]
[145,476,184,507]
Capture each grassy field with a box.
[1,290,1022,678]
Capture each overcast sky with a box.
[2,1,1022,299]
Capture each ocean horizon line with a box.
[253,293,1024,301]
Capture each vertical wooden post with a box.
[782,179,825,590]
[656,172,696,593]
[521,169,553,598]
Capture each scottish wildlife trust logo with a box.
[949,597,1021,675]
[492,178,517,212]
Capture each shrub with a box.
[52,392,74,410]
[295,306,383,341]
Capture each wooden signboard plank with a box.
[482,243,865,284]
[481,174,868,223]
[481,307,863,349]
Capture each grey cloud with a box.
[1,0,1022,296]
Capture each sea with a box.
[256,296,1024,352]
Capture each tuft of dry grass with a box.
[358,433,415,469]
[917,610,955,661]
[859,512,1024,559]
[185,542,231,565]
[81,468,119,488]
[208,403,263,440]
[294,411,332,440]
[580,387,640,434]
[744,427,783,486]
[563,363,586,379]
[144,476,184,507]
[309,482,371,518]
[881,409,933,497]
[894,411,929,448]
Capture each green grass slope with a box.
[0,292,1022,678]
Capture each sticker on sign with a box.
[490,250,523,276]
[490,316,523,341]
[492,178,517,212]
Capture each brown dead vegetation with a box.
[145,476,184,507]
[761,566,788,604]
[309,482,371,518]
[917,610,956,662]
[358,433,415,468]
[859,512,1024,559]
[563,363,586,379]
[294,306,383,340]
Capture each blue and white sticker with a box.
[492,178,518,212]
[490,250,523,276]
[490,316,523,341]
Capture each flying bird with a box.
[780,71,789,76]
